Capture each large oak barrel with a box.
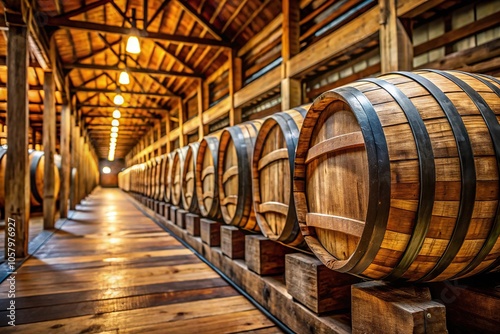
[294,70,500,282]
[218,120,262,231]
[153,156,162,200]
[196,132,222,219]
[139,163,146,195]
[157,155,166,201]
[171,146,188,207]
[28,150,61,207]
[252,105,310,247]
[147,159,156,199]
[181,142,200,213]
[163,152,175,203]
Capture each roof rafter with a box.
[175,0,225,42]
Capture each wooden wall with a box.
[100,159,125,188]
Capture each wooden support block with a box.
[176,209,187,229]
[169,206,178,224]
[221,226,245,259]
[351,281,447,334]
[164,203,171,220]
[285,253,361,313]
[429,275,500,334]
[200,219,222,246]
[245,235,293,275]
[185,213,200,236]
[154,201,160,214]
[158,202,165,216]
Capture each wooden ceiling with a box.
[0,0,282,158]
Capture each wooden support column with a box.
[165,112,171,153]
[379,0,413,73]
[281,0,302,110]
[228,49,242,126]
[178,99,185,147]
[70,116,78,210]
[5,24,30,258]
[43,71,57,229]
[197,80,207,138]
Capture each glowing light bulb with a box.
[113,109,121,119]
[118,70,130,85]
[112,119,119,127]
[102,166,111,174]
[110,132,118,138]
[114,94,124,105]
[111,126,119,133]
[126,36,141,54]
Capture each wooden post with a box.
[43,71,56,229]
[165,112,171,153]
[5,24,30,258]
[281,0,302,109]
[379,0,413,73]
[228,49,242,126]
[70,116,78,210]
[178,98,185,147]
[197,80,207,138]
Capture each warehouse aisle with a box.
[0,188,282,333]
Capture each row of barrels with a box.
[0,148,61,207]
[119,70,500,283]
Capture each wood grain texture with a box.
[181,142,200,213]
[0,188,282,333]
[200,218,222,247]
[195,132,222,219]
[351,281,447,334]
[252,106,310,247]
[218,121,262,231]
[285,253,360,314]
[171,147,189,207]
[221,225,246,259]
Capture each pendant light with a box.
[126,9,141,54]
[113,109,121,119]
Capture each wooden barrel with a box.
[141,163,147,196]
[153,156,162,200]
[181,142,200,213]
[294,70,500,282]
[218,120,262,231]
[157,155,166,201]
[170,146,188,207]
[28,150,61,207]
[252,105,311,247]
[196,132,222,219]
[148,159,156,199]
[163,152,175,203]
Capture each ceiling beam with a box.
[64,62,201,79]
[77,104,168,111]
[52,0,112,20]
[176,0,224,42]
[45,17,232,48]
[146,0,172,28]
[72,87,174,99]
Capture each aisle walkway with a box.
[0,188,281,333]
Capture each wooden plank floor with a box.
[0,188,283,333]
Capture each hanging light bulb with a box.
[113,109,121,119]
[110,137,117,143]
[111,119,119,127]
[108,156,115,162]
[111,126,119,133]
[110,132,118,138]
[114,94,124,105]
[119,70,130,85]
[126,36,141,54]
